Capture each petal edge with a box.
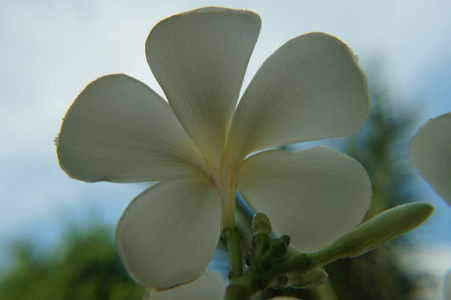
[237,147,372,252]
[116,179,221,289]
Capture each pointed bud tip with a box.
[309,202,434,267]
[252,213,272,235]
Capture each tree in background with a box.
[0,226,144,300]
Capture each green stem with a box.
[263,253,312,282]
[224,271,260,300]
[222,227,243,279]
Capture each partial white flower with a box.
[56,7,371,290]
[410,112,451,205]
[142,270,226,300]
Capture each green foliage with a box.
[0,226,145,300]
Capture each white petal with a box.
[146,7,261,161]
[57,74,205,183]
[237,147,371,253]
[142,270,226,300]
[410,112,451,205]
[227,33,368,160]
[115,179,221,290]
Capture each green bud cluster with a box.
[224,204,433,300]
[246,215,290,274]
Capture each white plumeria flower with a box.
[410,112,451,206]
[56,7,371,290]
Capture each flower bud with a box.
[252,233,271,255]
[308,203,433,267]
[252,213,272,235]
[269,237,289,258]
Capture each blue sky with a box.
[1,0,451,278]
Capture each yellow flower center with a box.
[203,151,239,228]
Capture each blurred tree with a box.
[0,226,144,300]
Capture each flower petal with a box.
[227,33,368,160]
[146,7,261,160]
[115,179,221,290]
[237,146,371,253]
[410,112,451,205]
[142,270,226,300]
[57,74,205,183]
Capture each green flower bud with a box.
[287,268,328,289]
[269,237,289,258]
[308,203,433,267]
[252,213,272,235]
[252,233,271,255]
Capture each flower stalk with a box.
[222,227,243,279]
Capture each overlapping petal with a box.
[237,146,371,253]
[410,112,451,205]
[146,7,261,161]
[57,74,204,183]
[227,33,368,160]
[142,270,226,300]
[115,179,221,290]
